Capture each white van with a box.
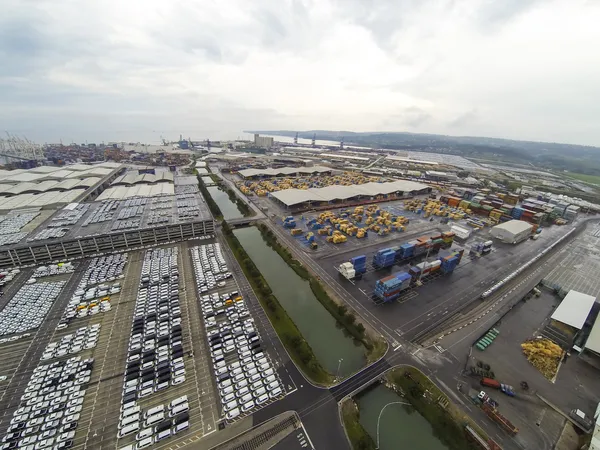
[226,408,240,420]
[173,421,189,434]
[119,414,140,429]
[267,381,280,391]
[253,387,266,398]
[169,395,188,410]
[224,400,238,412]
[264,375,277,385]
[239,394,253,404]
[156,429,172,441]
[144,411,165,427]
[118,421,139,438]
[121,405,141,418]
[270,387,283,399]
[220,386,234,397]
[138,436,154,448]
[169,402,189,417]
[144,405,164,419]
[256,393,269,405]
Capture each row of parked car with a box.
[79,253,128,288]
[41,325,100,361]
[81,199,118,227]
[1,356,94,450]
[191,245,284,422]
[0,281,66,337]
[193,243,231,294]
[32,264,74,279]
[117,247,189,446]
[117,396,190,450]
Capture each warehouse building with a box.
[270,180,430,211]
[490,220,533,244]
[551,291,597,331]
[0,163,124,212]
[238,165,332,179]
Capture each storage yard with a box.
[2,152,600,450]
[0,235,298,450]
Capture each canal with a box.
[207,186,243,220]
[356,383,450,450]
[233,226,366,377]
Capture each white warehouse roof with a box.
[96,183,174,200]
[492,220,533,235]
[551,290,596,330]
[585,316,600,355]
[238,165,332,178]
[270,180,430,206]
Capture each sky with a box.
[1,0,600,146]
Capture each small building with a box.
[490,220,533,244]
[551,291,596,331]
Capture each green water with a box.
[357,384,450,450]
[233,226,366,377]
[207,186,242,220]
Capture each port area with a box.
[247,184,600,450]
[264,197,571,343]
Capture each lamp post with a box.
[335,358,343,382]
[375,401,410,449]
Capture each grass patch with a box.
[222,222,333,385]
[196,172,223,221]
[386,367,487,450]
[341,398,376,450]
[256,223,387,363]
[565,172,600,186]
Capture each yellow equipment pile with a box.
[521,339,563,380]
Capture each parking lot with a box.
[542,222,600,297]
[0,226,302,450]
[191,242,286,424]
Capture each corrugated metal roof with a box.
[0,172,48,183]
[551,290,596,330]
[585,316,600,354]
[238,166,332,178]
[270,180,430,206]
[96,183,175,200]
[0,190,83,211]
[492,220,533,234]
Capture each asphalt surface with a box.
[0,262,87,430]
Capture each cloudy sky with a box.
[1,0,599,146]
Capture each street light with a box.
[335,358,343,381]
[375,401,410,449]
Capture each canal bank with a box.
[221,222,332,384]
[233,226,367,379]
[256,223,386,361]
[197,172,252,220]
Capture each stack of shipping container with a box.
[374,272,412,302]
[374,248,464,302]
[350,255,367,276]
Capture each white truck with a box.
[338,262,357,281]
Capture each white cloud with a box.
[1,0,599,145]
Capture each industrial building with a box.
[269,179,430,210]
[238,166,332,179]
[490,220,533,244]
[551,291,597,331]
[0,163,124,212]
[253,134,274,148]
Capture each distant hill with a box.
[248,130,600,176]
